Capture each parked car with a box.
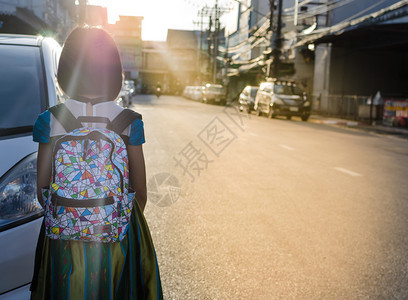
[182,86,193,99]
[191,86,204,101]
[239,86,259,113]
[124,79,136,96]
[202,83,226,105]
[182,86,203,101]
[0,34,62,299]
[117,81,132,107]
[254,80,311,121]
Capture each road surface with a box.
[131,94,408,299]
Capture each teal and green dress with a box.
[31,103,163,300]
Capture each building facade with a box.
[140,29,207,95]
[166,29,200,93]
[140,41,168,94]
[223,0,408,117]
[85,5,108,28]
[107,15,143,89]
[297,0,408,115]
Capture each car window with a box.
[208,86,225,93]
[293,86,303,95]
[250,88,258,98]
[0,45,45,135]
[274,84,303,96]
[261,83,273,93]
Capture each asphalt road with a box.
[131,94,408,299]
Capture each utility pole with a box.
[196,8,205,84]
[78,0,87,25]
[195,6,212,84]
[223,37,230,97]
[269,0,275,33]
[294,0,299,26]
[194,3,229,84]
[270,0,283,78]
[208,15,213,78]
[267,0,275,77]
[200,11,204,53]
[212,0,219,83]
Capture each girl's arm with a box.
[127,144,147,212]
[36,143,52,207]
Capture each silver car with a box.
[239,86,258,113]
[202,84,226,105]
[0,34,61,299]
[254,80,311,121]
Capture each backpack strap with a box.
[49,103,83,132]
[107,109,142,134]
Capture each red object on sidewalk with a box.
[383,99,408,127]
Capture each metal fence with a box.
[312,94,369,120]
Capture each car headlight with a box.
[0,152,43,230]
[273,97,284,105]
[303,100,311,107]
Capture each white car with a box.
[254,80,311,121]
[238,86,258,113]
[124,79,136,96]
[182,86,194,99]
[117,82,132,107]
[191,86,204,101]
[202,83,227,105]
[0,34,61,299]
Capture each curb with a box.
[309,116,361,127]
[315,120,360,127]
[309,115,408,137]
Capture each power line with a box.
[215,0,389,69]
[230,0,269,18]
[285,0,355,23]
[225,0,362,55]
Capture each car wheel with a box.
[301,115,310,122]
[268,106,275,119]
[256,107,262,116]
[286,115,292,120]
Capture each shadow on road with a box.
[269,115,378,138]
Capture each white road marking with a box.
[280,144,295,151]
[334,167,362,177]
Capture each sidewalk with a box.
[309,114,408,138]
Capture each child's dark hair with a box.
[57,26,123,101]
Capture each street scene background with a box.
[135,94,408,299]
[1,0,408,299]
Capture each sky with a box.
[89,0,229,41]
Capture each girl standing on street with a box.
[30,26,163,299]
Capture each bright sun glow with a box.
[89,0,204,41]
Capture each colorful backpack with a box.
[42,103,141,243]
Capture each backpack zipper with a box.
[52,194,115,215]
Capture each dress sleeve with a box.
[128,118,146,146]
[33,110,51,143]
